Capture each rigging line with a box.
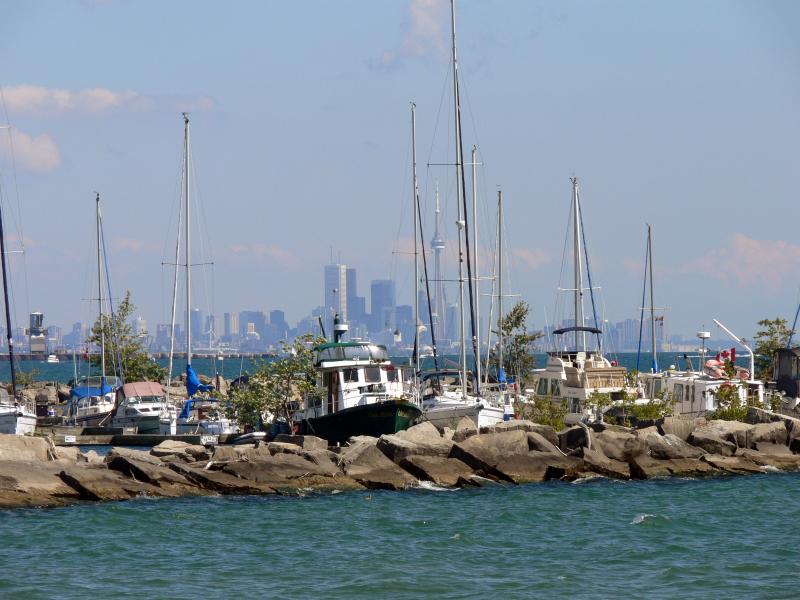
[577,195,601,349]
[636,234,649,373]
[554,193,573,335]
[160,137,186,325]
[414,146,440,372]
[99,212,125,383]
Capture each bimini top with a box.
[552,326,603,336]
[315,342,389,365]
[120,381,165,398]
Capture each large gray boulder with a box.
[451,417,478,443]
[558,426,592,452]
[273,434,328,452]
[581,447,630,480]
[399,456,475,487]
[593,429,645,462]
[107,453,201,495]
[748,422,788,447]
[449,430,530,478]
[688,430,737,456]
[0,461,82,508]
[639,431,705,460]
[59,465,164,501]
[167,461,276,495]
[658,416,705,441]
[527,431,561,455]
[701,454,763,474]
[343,444,417,490]
[694,420,754,448]
[377,432,454,463]
[629,455,715,479]
[491,452,582,484]
[0,434,50,462]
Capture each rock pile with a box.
[2,408,800,508]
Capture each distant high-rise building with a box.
[134,316,148,336]
[270,310,289,340]
[224,312,239,338]
[346,267,366,325]
[370,279,395,333]
[324,263,348,332]
[430,185,447,345]
[27,312,47,354]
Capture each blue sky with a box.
[1,0,798,341]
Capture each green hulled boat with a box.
[292,319,420,444]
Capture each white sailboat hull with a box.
[0,410,37,435]
[422,401,504,430]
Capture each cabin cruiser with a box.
[532,327,630,424]
[67,375,120,427]
[111,382,176,434]
[46,354,59,364]
[772,347,800,411]
[292,329,420,444]
[0,389,36,435]
[177,397,239,435]
[419,369,504,429]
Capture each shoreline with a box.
[1,407,799,510]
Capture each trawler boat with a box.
[419,370,504,429]
[67,375,120,426]
[292,326,420,444]
[111,382,176,434]
[46,354,59,364]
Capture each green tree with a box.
[753,318,792,380]
[227,334,324,430]
[516,396,567,430]
[488,301,543,386]
[87,291,166,382]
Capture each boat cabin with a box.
[638,370,765,416]
[297,341,408,420]
[774,348,800,406]
[115,381,168,417]
[419,369,476,400]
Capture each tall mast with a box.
[648,224,658,372]
[450,0,480,395]
[497,190,504,383]
[471,145,481,386]
[411,103,420,381]
[183,113,191,367]
[166,130,184,402]
[571,177,586,351]
[0,192,17,399]
[96,193,106,386]
[456,188,467,397]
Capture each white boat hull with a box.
[0,411,37,435]
[422,401,504,430]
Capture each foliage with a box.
[87,291,166,382]
[607,391,675,425]
[488,301,543,385]
[15,367,39,388]
[516,396,567,431]
[708,381,762,422]
[226,334,324,430]
[753,318,792,380]
[588,390,614,421]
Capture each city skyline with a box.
[1,1,798,342]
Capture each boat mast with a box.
[497,190,504,386]
[647,224,658,372]
[166,117,185,404]
[0,191,17,399]
[96,193,106,388]
[456,186,467,396]
[471,145,481,386]
[451,0,480,395]
[411,103,420,391]
[571,177,586,351]
[183,113,192,368]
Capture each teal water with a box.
[1,473,798,598]
[6,352,727,384]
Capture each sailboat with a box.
[0,184,36,435]
[166,114,237,436]
[417,0,503,429]
[67,193,119,427]
[531,178,629,424]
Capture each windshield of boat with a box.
[420,372,474,396]
[125,395,166,404]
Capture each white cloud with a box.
[381,0,449,66]
[0,127,61,172]
[678,234,800,290]
[512,248,550,270]
[229,243,298,267]
[2,84,213,116]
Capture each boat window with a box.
[673,384,684,404]
[342,368,359,383]
[386,369,398,382]
[537,379,549,396]
[364,366,381,383]
[550,380,561,396]
[654,380,663,396]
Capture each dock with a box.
[35,425,226,447]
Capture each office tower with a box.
[430,185,447,346]
[224,312,240,338]
[370,279,395,333]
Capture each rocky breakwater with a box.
[2,409,800,508]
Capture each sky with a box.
[0,0,798,342]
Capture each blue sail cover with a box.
[179,398,193,420]
[71,384,113,399]
[186,364,213,398]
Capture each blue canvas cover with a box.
[70,383,113,399]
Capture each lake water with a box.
[6,351,728,384]
[0,473,797,598]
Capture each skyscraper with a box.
[370,279,395,334]
[430,185,447,344]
